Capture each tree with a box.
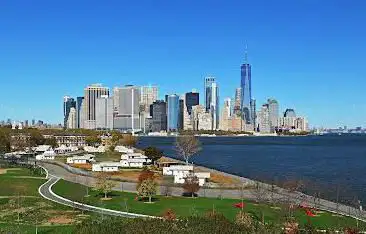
[29,130,45,146]
[121,134,138,147]
[85,135,101,147]
[183,174,200,197]
[175,135,201,165]
[137,178,157,203]
[94,173,115,199]
[144,146,163,164]
[137,168,155,189]
[0,130,10,153]
[44,137,58,148]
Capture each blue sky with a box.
[0,0,365,128]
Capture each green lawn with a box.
[0,222,76,234]
[53,179,365,229]
[0,167,83,233]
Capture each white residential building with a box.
[114,145,134,153]
[67,154,95,164]
[162,165,210,186]
[35,150,56,160]
[84,145,106,153]
[120,153,151,168]
[34,145,53,154]
[92,162,122,172]
[54,145,78,154]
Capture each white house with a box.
[34,145,53,154]
[55,145,78,154]
[114,145,134,153]
[67,154,95,164]
[84,145,106,153]
[35,150,56,161]
[92,161,122,172]
[162,165,210,186]
[120,153,151,168]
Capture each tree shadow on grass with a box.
[182,192,198,198]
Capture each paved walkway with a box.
[39,162,366,222]
[38,173,156,218]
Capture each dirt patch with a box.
[70,163,92,170]
[100,197,112,201]
[48,215,75,224]
[0,168,21,174]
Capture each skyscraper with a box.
[76,97,84,128]
[220,98,231,131]
[113,85,141,131]
[178,98,184,130]
[257,104,270,133]
[96,95,114,130]
[140,86,158,115]
[151,100,167,132]
[67,107,77,129]
[204,76,219,130]
[204,76,215,112]
[185,91,199,115]
[63,96,76,128]
[267,98,279,132]
[240,49,252,126]
[84,84,109,129]
[233,87,242,116]
[167,94,179,132]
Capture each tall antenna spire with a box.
[244,44,248,63]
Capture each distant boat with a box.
[338,133,342,136]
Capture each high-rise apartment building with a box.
[204,77,219,130]
[167,94,179,132]
[204,77,215,113]
[67,107,77,129]
[267,98,279,132]
[240,50,253,126]
[63,96,76,128]
[233,87,242,116]
[151,100,167,132]
[220,98,231,131]
[257,104,270,133]
[140,86,158,115]
[95,95,114,130]
[76,97,84,128]
[113,85,140,131]
[178,98,184,130]
[185,91,199,115]
[83,84,109,129]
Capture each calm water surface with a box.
[138,135,366,203]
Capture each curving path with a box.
[38,173,156,219]
[38,162,366,222]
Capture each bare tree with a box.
[183,174,200,197]
[175,135,201,165]
[94,173,115,199]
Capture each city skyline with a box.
[1,1,365,128]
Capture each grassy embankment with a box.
[0,167,85,233]
[53,179,366,230]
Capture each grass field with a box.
[53,179,366,229]
[0,167,85,233]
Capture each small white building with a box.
[84,145,106,153]
[34,145,53,154]
[114,145,134,153]
[120,153,151,168]
[92,161,122,172]
[35,150,56,161]
[67,154,95,164]
[55,145,78,154]
[163,165,210,186]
